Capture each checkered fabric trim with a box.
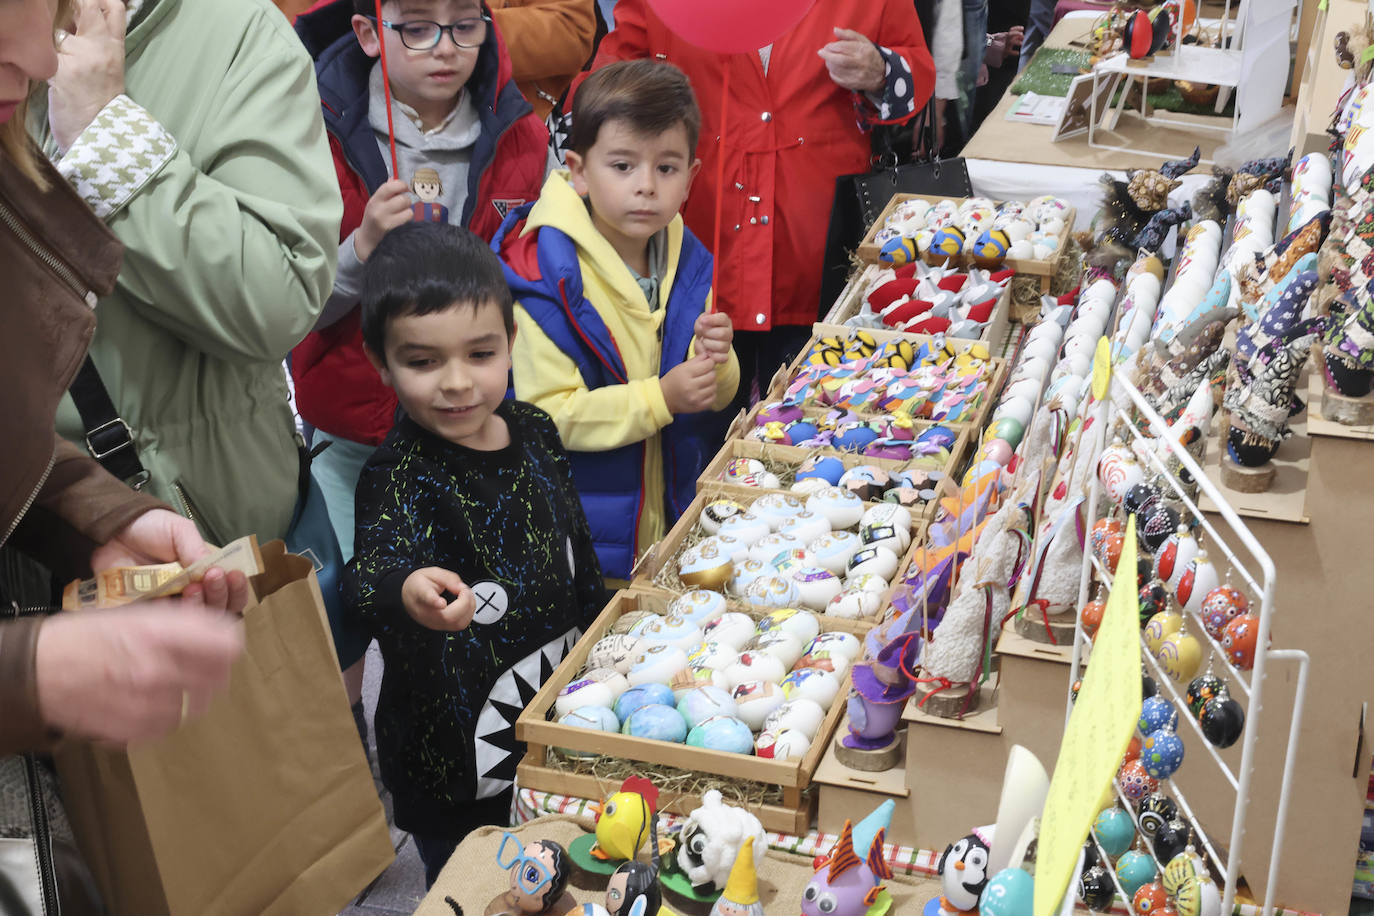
[56,94,176,221]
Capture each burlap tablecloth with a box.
[415,814,944,915]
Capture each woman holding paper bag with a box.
[0,0,246,757]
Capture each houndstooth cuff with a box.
[56,94,177,221]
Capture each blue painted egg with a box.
[833,422,880,452]
[783,419,821,446]
[677,685,739,728]
[620,703,688,742]
[979,868,1034,916]
[795,455,846,485]
[556,706,621,758]
[686,714,754,753]
[1092,806,1136,858]
[914,425,957,451]
[880,235,917,266]
[614,683,676,722]
[1138,695,1179,736]
[1141,728,1186,779]
[1115,849,1158,898]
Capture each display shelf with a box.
[1067,370,1311,915]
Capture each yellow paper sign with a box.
[1091,336,1112,402]
[1033,515,1143,915]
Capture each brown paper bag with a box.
[55,541,394,916]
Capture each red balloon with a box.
[646,0,818,54]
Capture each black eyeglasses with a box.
[367,15,490,50]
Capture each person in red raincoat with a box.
[572,0,935,408]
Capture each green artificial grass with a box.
[1011,47,1236,117]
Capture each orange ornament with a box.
[1080,598,1107,637]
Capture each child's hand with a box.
[354,179,413,262]
[661,353,719,415]
[693,313,734,365]
[401,567,476,631]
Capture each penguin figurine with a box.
[934,826,995,915]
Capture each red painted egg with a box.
[1222,613,1261,670]
[1133,880,1169,914]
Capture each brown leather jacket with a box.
[0,153,162,755]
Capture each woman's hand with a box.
[91,509,250,613]
[819,28,885,94]
[47,0,127,151]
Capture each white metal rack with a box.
[1065,371,1310,915]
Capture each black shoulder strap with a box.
[68,356,149,490]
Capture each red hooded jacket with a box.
[291,1,548,445]
[573,0,934,331]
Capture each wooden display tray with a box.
[760,322,1008,436]
[700,434,969,525]
[812,718,918,848]
[822,263,1013,348]
[514,590,844,831]
[628,484,927,635]
[854,192,1075,291]
[1197,416,1312,525]
[1306,366,1374,441]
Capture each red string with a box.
[708,61,730,315]
[914,676,953,707]
[374,0,400,179]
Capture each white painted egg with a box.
[1003,376,1044,404]
[860,502,913,535]
[699,498,748,535]
[791,566,844,610]
[583,666,632,702]
[730,557,773,596]
[846,545,900,581]
[826,586,882,619]
[756,607,822,644]
[723,651,788,688]
[805,486,866,530]
[677,539,733,590]
[1022,335,1058,364]
[860,521,911,555]
[806,631,863,661]
[764,698,828,740]
[742,574,801,609]
[993,396,1034,429]
[789,477,832,497]
[687,640,739,672]
[748,532,802,564]
[777,510,831,544]
[702,611,759,651]
[731,680,787,730]
[754,727,811,760]
[745,630,806,669]
[1007,240,1034,259]
[627,614,665,639]
[769,548,817,578]
[587,633,643,674]
[554,676,615,718]
[718,512,771,547]
[632,613,704,651]
[750,493,807,530]
[627,643,689,686]
[847,573,890,594]
[808,530,864,576]
[780,667,841,707]
[668,589,727,627]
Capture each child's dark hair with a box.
[568,60,701,158]
[360,222,514,362]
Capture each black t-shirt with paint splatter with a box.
[344,400,606,834]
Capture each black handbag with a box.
[819,101,973,313]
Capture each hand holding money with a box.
[65,535,263,612]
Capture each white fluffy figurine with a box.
[676,790,768,894]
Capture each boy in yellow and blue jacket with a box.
[493,60,738,579]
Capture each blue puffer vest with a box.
[494,204,724,578]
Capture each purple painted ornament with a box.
[800,820,892,916]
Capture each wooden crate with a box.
[758,323,1008,437]
[630,484,927,635]
[698,434,968,524]
[822,264,1012,350]
[515,589,846,832]
[854,193,1075,293]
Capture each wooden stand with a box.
[1220,454,1276,493]
[566,833,621,891]
[915,682,979,718]
[1319,384,1374,427]
[832,734,903,772]
[1013,608,1077,646]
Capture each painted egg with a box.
[724,457,768,486]
[627,643,690,687]
[795,455,846,485]
[754,727,811,760]
[723,651,787,689]
[700,498,749,535]
[1133,881,1169,915]
[1185,674,1224,718]
[1090,518,1123,557]
[719,512,772,547]
[1141,505,1181,552]
[1175,874,1222,916]
[782,419,820,446]
[1199,695,1245,748]
[1118,758,1159,801]
[810,531,864,576]
[777,510,831,545]
[1152,820,1192,866]
[555,677,615,718]
[1097,438,1133,492]
[1093,806,1136,857]
[757,607,822,644]
[860,502,913,534]
[1116,849,1159,898]
[1137,792,1178,838]
[806,486,866,529]
[880,235,918,266]
[1079,864,1115,912]
[612,610,655,635]
[972,228,1011,262]
[859,522,911,556]
[1162,847,1206,897]
[980,868,1034,916]
[1080,598,1106,637]
[557,706,621,752]
[1153,527,1199,592]
[621,703,687,742]
[1104,456,1146,505]
[846,545,900,581]
[669,589,727,627]
[1174,551,1219,614]
[791,477,832,497]
[929,227,966,261]
[673,664,728,698]
[1221,613,1260,669]
[792,566,844,610]
[588,633,643,674]
[746,630,806,668]
[676,685,738,728]
[731,679,787,730]
[748,532,803,565]
[730,557,773,596]
[703,612,758,651]
[1139,695,1178,735]
[756,401,803,425]
[826,585,883,619]
[632,613,703,651]
[614,683,677,721]
[1125,734,1142,762]
[764,698,827,739]
[772,551,815,578]
[1143,610,1182,655]
[781,667,841,707]
[838,465,892,502]
[751,493,806,531]
[988,416,1025,448]
[1141,728,1185,779]
[742,574,801,609]
[677,539,733,590]
[1156,630,1203,682]
[807,631,862,661]
[1095,532,1124,575]
[583,666,631,701]
[1138,581,1169,627]
[686,714,754,753]
[793,649,850,678]
[1123,482,1163,521]
[1200,585,1248,640]
[687,640,739,672]
[627,614,666,639]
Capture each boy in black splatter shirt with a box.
[343,223,606,887]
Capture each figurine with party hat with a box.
[1223,325,1322,488]
[707,837,763,916]
[800,821,893,916]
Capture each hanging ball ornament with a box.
[1136,792,1178,839]
[1093,806,1137,857]
[1156,628,1203,682]
[1175,551,1219,615]
[1123,481,1163,522]
[1078,864,1116,912]
[1200,695,1245,748]
[1125,733,1142,762]
[1141,726,1185,779]
[1142,670,1158,700]
[1200,585,1249,641]
[1133,881,1170,915]
[1152,818,1193,865]
[979,867,1035,916]
[1118,758,1160,801]
[1071,678,1084,704]
[1081,839,1101,874]
[1143,609,1182,655]
[1095,531,1125,574]
[1141,504,1181,552]
[1081,597,1107,638]
[1153,527,1199,594]
[1185,673,1225,719]
[1139,695,1179,735]
[1137,557,1154,590]
[1116,847,1159,899]
[1176,874,1222,916]
[1222,613,1261,670]
[1138,581,1169,628]
[1091,517,1123,557]
[1162,845,1207,896]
